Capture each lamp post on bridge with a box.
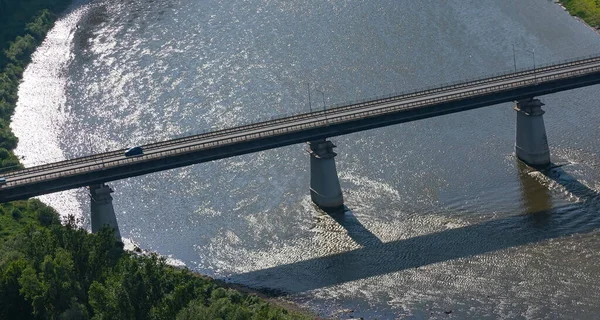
[307,83,312,113]
[512,45,537,82]
[527,49,536,83]
[524,48,536,83]
[314,89,327,125]
[529,49,536,71]
[512,44,517,72]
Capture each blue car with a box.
[124,146,144,157]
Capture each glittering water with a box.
[12,0,600,318]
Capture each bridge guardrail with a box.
[4,59,600,188]
[7,65,600,186]
[6,54,600,179]
[8,54,600,181]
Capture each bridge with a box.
[2,55,600,237]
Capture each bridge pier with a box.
[514,98,551,168]
[307,139,344,211]
[89,183,121,240]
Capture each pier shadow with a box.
[328,207,383,247]
[516,159,600,228]
[227,162,600,295]
[516,161,554,227]
[541,163,600,204]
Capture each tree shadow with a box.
[228,161,600,296]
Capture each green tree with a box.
[4,34,37,66]
[26,10,56,41]
[18,265,48,317]
[0,258,32,318]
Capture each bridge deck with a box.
[1,56,600,202]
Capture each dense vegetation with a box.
[561,0,600,28]
[0,2,312,319]
[0,210,310,319]
[1,0,73,171]
[0,0,74,64]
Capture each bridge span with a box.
[2,55,600,235]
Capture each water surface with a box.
[13,0,600,318]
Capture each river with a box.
[12,0,600,318]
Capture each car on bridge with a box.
[124,146,144,157]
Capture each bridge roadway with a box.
[2,55,600,202]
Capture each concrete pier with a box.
[514,98,551,167]
[307,139,344,211]
[90,183,121,240]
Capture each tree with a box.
[4,34,37,66]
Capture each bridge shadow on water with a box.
[228,161,600,296]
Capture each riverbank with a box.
[0,1,73,239]
[557,0,600,30]
[129,241,323,318]
[0,209,316,318]
[0,2,316,319]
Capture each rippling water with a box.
[12,0,600,318]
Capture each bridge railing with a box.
[326,53,600,110]
[6,61,600,189]
[4,55,600,183]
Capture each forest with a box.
[0,208,310,319]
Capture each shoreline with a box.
[213,279,326,318]
[130,241,324,318]
[555,0,600,34]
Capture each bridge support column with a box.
[514,98,550,167]
[307,139,344,211]
[90,183,121,240]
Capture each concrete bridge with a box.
[2,55,600,238]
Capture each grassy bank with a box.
[560,0,600,28]
[0,2,314,319]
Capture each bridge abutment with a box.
[514,98,550,167]
[90,183,121,240]
[307,139,344,211]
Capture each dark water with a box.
[13,0,600,318]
